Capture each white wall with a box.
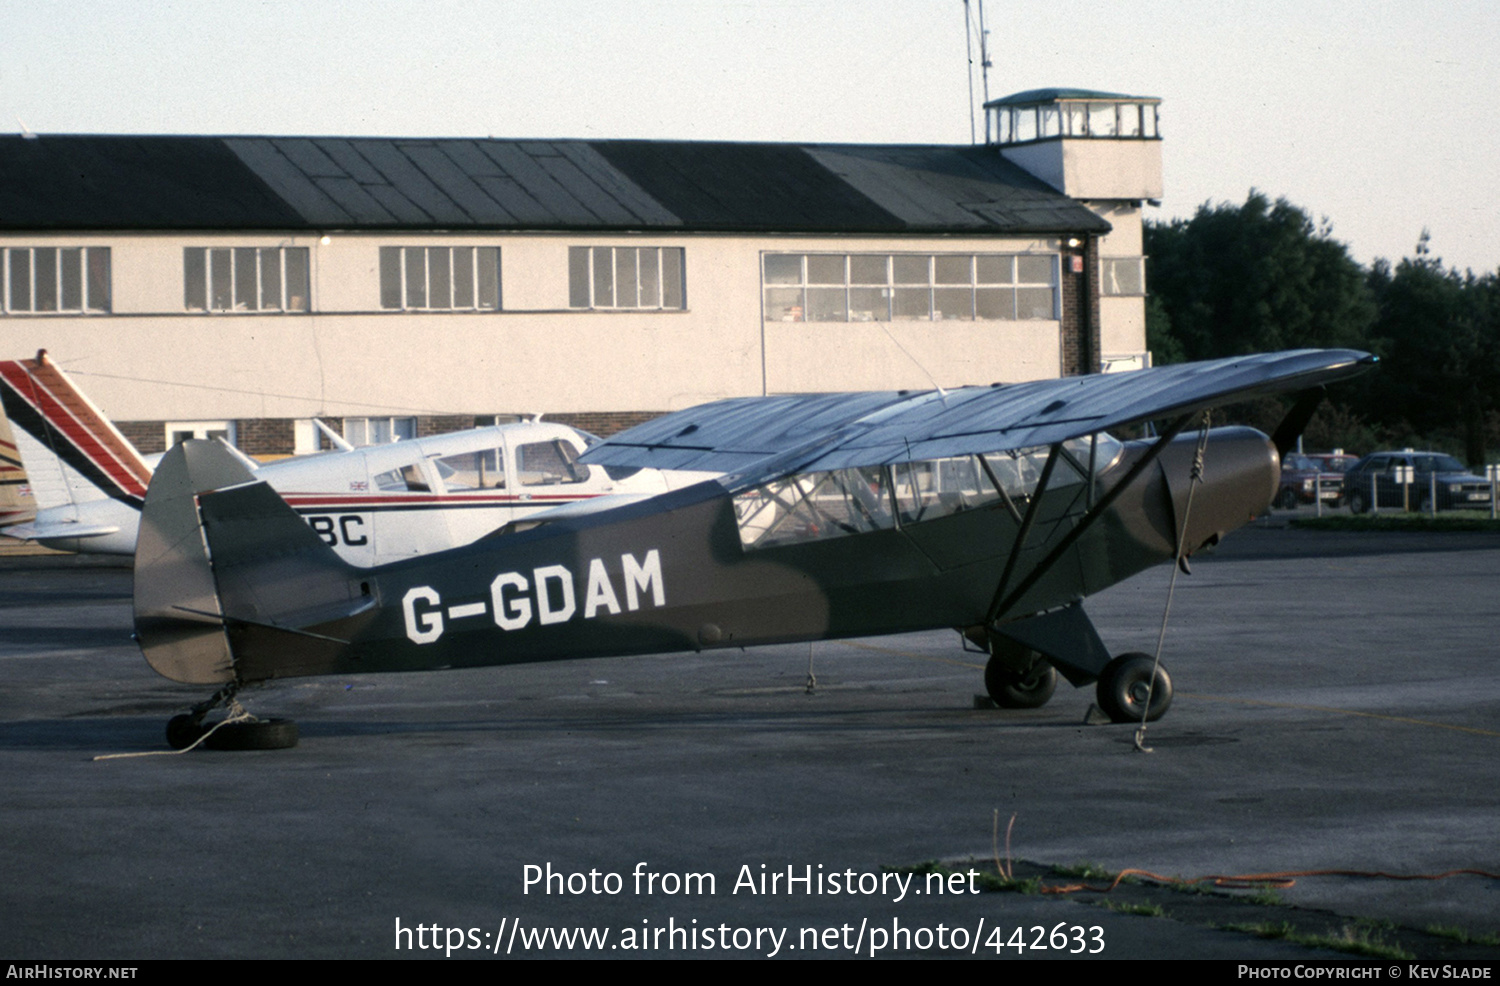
[2,229,1079,420]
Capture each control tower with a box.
[987,89,1162,371]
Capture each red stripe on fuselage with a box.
[279,492,600,508]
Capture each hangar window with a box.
[184,247,309,312]
[763,253,1057,323]
[1100,257,1146,296]
[344,417,417,447]
[568,247,685,310]
[165,420,236,447]
[379,247,501,311]
[3,247,111,314]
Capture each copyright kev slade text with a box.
[1239,968,1493,979]
[394,861,1108,956]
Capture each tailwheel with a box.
[164,684,299,751]
[1096,652,1173,723]
[165,714,208,750]
[984,635,1058,709]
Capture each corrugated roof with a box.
[0,134,1108,235]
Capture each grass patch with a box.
[1050,861,1118,881]
[1244,886,1284,907]
[1424,925,1500,947]
[1104,900,1167,918]
[1224,920,1414,960]
[1291,511,1500,532]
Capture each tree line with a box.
[1144,191,1500,466]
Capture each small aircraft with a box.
[0,352,708,565]
[131,349,1372,750]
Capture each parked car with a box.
[1343,451,1493,513]
[1276,452,1357,508]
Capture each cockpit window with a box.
[373,462,431,493]
[734,434,1122,550]
[435,447,506,490]
[518,439,591,486]
[893,456,1003,524]
[735,467,895,549]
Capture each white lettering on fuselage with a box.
[403,550,665,645]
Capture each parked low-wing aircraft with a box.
[0,352,707,565]
[132,349,1372,750]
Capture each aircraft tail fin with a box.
[0,351,153,509]
[0,406,37,529]
[134,440,374,686]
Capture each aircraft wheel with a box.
[165,714,208,750]
[1276,488,1300,510]
[985,660,1058,709]
[203,718,299,751]
[1347,490,1368,514]
[1096,653,1172,724]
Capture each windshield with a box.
[1418,454,1467,473]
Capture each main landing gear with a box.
[982,636,1058,709]
[981,636,1173,723]
[1094,652,1172,723]
[165,683,299,751]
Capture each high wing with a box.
[580,349,1375,479]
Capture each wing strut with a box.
[984,444,1062,616]
[986,412,1196,625]
[975,452,1024,524]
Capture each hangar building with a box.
[0,88,1161,456]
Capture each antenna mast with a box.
[963,0,994,145]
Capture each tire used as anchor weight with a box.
[203,718,299,751]
[165,714,208,751]
[1096,653,1173,724]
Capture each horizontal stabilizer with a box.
[1,520,121,542]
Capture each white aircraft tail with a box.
[0,351,153,510]
[0,407,37,528]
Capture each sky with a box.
[3,0,1498,274]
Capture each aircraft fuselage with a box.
[211,426,1278,684]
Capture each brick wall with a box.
[1057,236,1103,377]
[117,421,165,455]
[544,411,665,437]
[235,418,294,457]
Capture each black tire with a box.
[1096,653,1172,724]
[1276,488,1300,510]
[985,659,1058,709]
[203,718,299,751]
[165,714,208,751]
[1348,490,1368,514]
